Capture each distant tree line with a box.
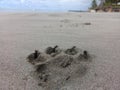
[104,0,120,6]
[90,0,120,9]
[91,0,97,9]
[105,0,120,3]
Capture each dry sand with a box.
[0,12,120,90]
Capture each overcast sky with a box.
[0,0,92,12]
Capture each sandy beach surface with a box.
[0,12,120,90]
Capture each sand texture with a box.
[0,12,120,90]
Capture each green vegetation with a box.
[90,0,120,10]
[91,0,97,9]
[104,0,120,6]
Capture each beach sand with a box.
[0,12,120,90]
